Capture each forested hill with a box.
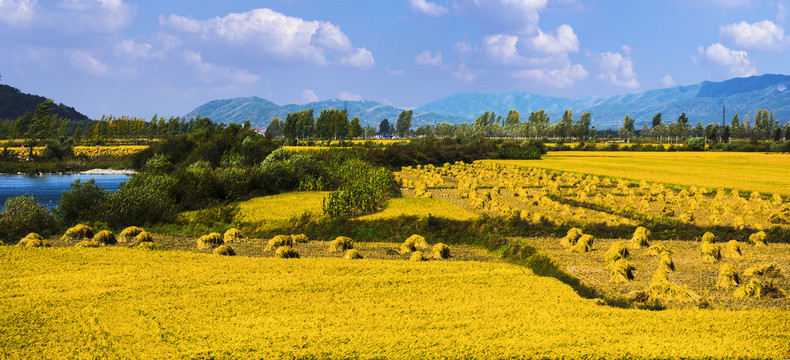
[0,84,90,122]
[188,74,790,129]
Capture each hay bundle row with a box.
[197,233,223,250]
[62,224,94,241]
[570,234,595,254]
[604,242,630,268]
[724,240,742,259]
[630,226,651,248]
[275,246,300,259]
[748,231,767,246]
[609,258,635,283]
[733,279,785,298]
[560,228,583,249]
[330,236,354,252]
[119,226,144,243]
[744,263,784,278]
[400,234,429,254]
[213,244,236,256]
[717,264,741,288]
[344,249,363,260]
[648,269,700,303]
[264,235,292,251]
[223,228,244,243]
[700,242,721,263]
[646,243,672,257]
[658,251,675,272]
[18,233,50,247]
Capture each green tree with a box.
[619,114,635,142]
[349,117,363,138]
[379,119,391,134]
[26,99,55,141]
[721,125,731,143]
[267,118,282,137]
[652,113,662,128]
[526,110,550,138]
[505,110,520,126]
[395,110,413,137]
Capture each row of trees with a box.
[267,109,415,142]
[0,99,220,145]
[626,109,789,143]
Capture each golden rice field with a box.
[356,197,481,221]
[2,145,148,158]
[486,151,790,195]
[2,246,788,359]
[234,191,330,223]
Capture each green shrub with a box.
[57,178,106,225]
[322,159,393,218]
[0,196,57,242]
[98,176,177,227]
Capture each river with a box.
[0,174,130,209]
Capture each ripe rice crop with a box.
[485,152,790,195]
[356,197,480,221]
[2,247,789,358]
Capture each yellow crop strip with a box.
[357,197,481,221]
[234,191,330,222]
[2,145,148,158]
[486,151,790,195]
[1,246,788,359]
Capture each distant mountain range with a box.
[0,84,90,123]
[182,73,790,129]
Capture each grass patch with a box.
[356,197,481,221]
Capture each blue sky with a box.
[1,0,789,120]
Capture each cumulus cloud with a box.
[0,0,35,26]
[720,20,785,50]
[338,91,363,101]
[513,63,587,88]
[160,8,373,67]
[340,47,375,68]
[452,0,548,34]
[661,75,676,87]
[414,50,443,66]
[182,50,259,85]
[302,89,319,103]
[482,34,521,64]
[592,50,639,88]
[67,50,109,75]
[113,39,152,60]
[696,43,756,78]
[57,0,136,33]
[527,24,579,55]
[408,0,448,16]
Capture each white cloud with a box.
[182,50,259,85]
[340,47,375,68]
[592,50,639,88]
[58,0,136,33]
[386,67,405,76]
[160,8,372,67]
[452,0,548,34]
[0,0,35,26]
[454,41,472,55]
[513,63,587,88]
[482,34,521,64]
[408,0,448,16]
[720,20,785,50]
[67,50,109,75]
[113,39,152,60]
[302,89,319,103]
[414,50,443,66]
[696,43,756,78]
[661,75,676,87]
[527,24,579,55]
[338,91,363,101]
[452,63,477,82]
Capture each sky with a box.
[1,0,789,120]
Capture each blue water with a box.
[0,174,130,209]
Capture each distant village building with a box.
[251,127,267,135]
